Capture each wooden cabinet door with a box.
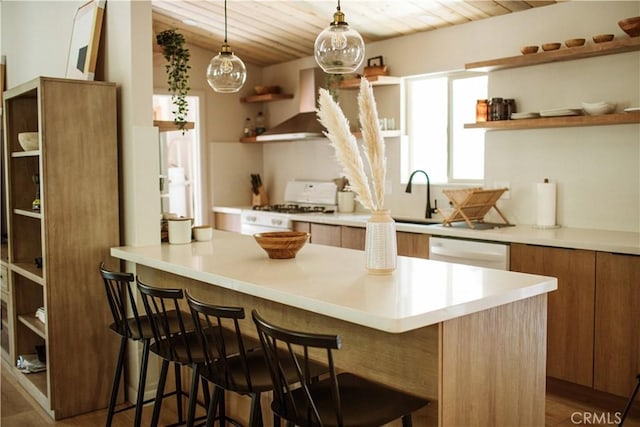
[594,252,640,397]
[214,212,240,232]
[510,243,596,387]
[397,232,429,259]
[292,221,310,233]
[341,226,365,250]
[309,223,341,247]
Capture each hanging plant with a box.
[156,29,191,132]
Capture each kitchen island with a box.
[112,231,557,426]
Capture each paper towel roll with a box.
[536,181,556,228]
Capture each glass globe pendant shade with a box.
[206,43,247,93]
[314,8,365,74]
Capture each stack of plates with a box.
[624,107,640,113]
[539,108,583,117]
[511,112,540,120]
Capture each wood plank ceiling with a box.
[152,0,563,67]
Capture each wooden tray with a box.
[440,187,510,228]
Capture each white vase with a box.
[365,210,397,274]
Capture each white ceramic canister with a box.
[337,191,355,213]
[193,225,213,242]
[168,218,193,244]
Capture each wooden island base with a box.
[139,265,547,427]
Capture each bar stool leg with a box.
[619,373,640,426]
[106,336,127,427]
[186,364,201,427]
[134,340,151,427]
[151,360,170,427]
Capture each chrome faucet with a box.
[405,169,437,219]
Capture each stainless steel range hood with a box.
[256,68,327,142]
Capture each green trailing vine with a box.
[156,29,191,132]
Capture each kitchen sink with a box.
[392,217,442,226]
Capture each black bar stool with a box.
[185,290,327,427]
[100,263,155,427]
[252,309,430,427]
[620,373,640,426]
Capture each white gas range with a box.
[240,180,338,235]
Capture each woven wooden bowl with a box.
[565,38,585,48]
[541,42,561,51]
[520,45,539,55]
[254,231,310,259]
[619,16,640,37]
[592,34,614,43]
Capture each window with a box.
[402,72,487,184]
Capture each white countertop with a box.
[111,231,556,333]
[212,206,640,255]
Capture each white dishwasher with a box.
[429,236,509,270]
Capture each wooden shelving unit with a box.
[466,36,640,72]
[339,75,401,89]
[465,38,640,131]
[465,112,640,130]
[153,120,194,133]
[2,77,120,419]
[240,93,293,103]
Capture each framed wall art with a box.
[66,0,106,80]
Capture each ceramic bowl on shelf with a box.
[541,42,561,51]
[592,34,614,43]
[581,101,616,116]
[253,85,280,95]
[565,38,586,48]
[520,45,539,55]
[254,231,309,259]
[18,132,39,151]
[618,16,640,37]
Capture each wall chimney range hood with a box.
[256,68,327,142]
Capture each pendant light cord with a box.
[224,0,228,43]
[337,0,341,12]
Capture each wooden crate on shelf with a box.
[440,187,510,228]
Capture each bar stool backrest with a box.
[100,263,145,340]
[252,309,342,426]
[186,290,253,391]
[136,278,193,362]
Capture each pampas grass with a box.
[317,77,386,212]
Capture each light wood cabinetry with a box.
[593,252,640,398]
[2,77,120,419]
[510,243,596,387]
[340,226,365,250]
[293,221,430,259]
[464,37,640,130]
[309,223,341,247]
[397,232,429,259]
[213,212,241,233]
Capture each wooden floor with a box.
[1,362,638,426]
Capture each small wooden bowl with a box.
[565,38,585,48]
[618,16,640,37]
[592,34,614,43]
[254,85,281,95]
[520,45,539,55]
[254,231,309,259]
[541,42,561,51]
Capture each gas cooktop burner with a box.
[253,204,334,214]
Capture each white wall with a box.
[257,1,640,232]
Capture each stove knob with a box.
[246,215,256,222]
[272,219,282,226]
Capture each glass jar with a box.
[475,99,488,122]
[491,97,504,121]
[504,99,516,120]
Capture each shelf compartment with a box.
[464,112,640,130]
[14,208,42,219]
[12,367,50,413]
[17,314,46,339]
[466,37,640,72]
[339,75,401,89]
[240,93,293,103]
[11,263,44,283]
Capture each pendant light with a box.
[206,0,246,93]
[314,0,365,74]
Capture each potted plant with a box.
[156,29,191,132]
